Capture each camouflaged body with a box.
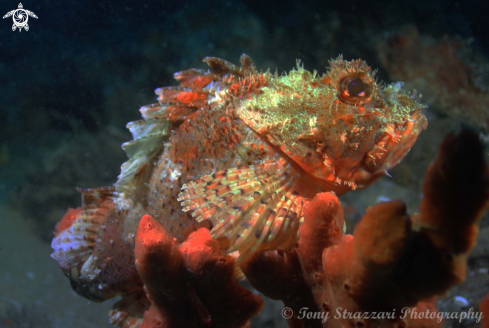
[51,54,427,302]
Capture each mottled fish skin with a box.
[235,58,428,193]
[51,54,427,302]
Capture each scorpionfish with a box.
[51,54,427,302]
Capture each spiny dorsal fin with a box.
[139,103,201,121]
[115,119,170,192]
[76,186,116,207]
[155,87,210,107]
[203,57,244,77]
[116,55,256,192]
[173,68,215,88]
[240,54,257,75]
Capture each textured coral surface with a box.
[132,214,263,328]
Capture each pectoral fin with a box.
[178,161,308,261]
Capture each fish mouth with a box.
[297,109,427,195]
[363,109,428,175]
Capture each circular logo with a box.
[3,3,38,32]
[282,307,293,319]
[13,9,28,28]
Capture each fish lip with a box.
[299,109,427,194]
[363,109,428,174]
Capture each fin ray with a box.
[51,196,112,277]
[179,160,307,260]
[115,119,170,192]
[173,68,216,88]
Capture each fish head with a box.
[237,57,427,195]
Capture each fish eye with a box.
[338,75,373,104]
[347,78,366,97]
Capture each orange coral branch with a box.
[134,214,263,328]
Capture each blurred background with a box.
[1,0,489,327]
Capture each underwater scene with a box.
[1,0,489,327]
